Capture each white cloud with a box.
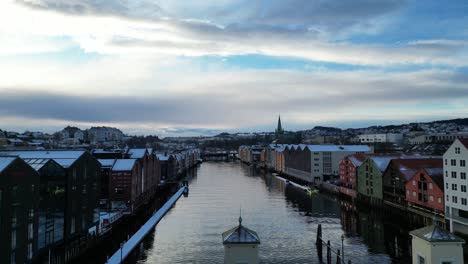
[1,1,467,66]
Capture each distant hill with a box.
[431,118,468,126]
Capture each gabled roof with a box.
[112,159,137,171]
[127,149,147,159]
[0,150,86,169]
[156,154,170,161]
[459,138,468,149]
[222,218,260,245]
[410,225,464,243]
[0,156,17,173]
[23,158,57,171]
[98,159,116,168]
[346,154,368,167]
[388,158,442,181]
[423,168,444,190]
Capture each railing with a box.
[316,224,359,264]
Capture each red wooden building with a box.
[339,154,367,199]
[405,167,444,214]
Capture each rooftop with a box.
[410,225,464,243]
[112,159,137,171]
[0,156,17,173]
[0,150,85,168]
[222,217,260,245]
[459,138,468,149]
[127,149,147,159]
[98,159,116,168]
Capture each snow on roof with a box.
[98,159,116,168]
[23,158,53,171]
[0,151,85,169]
[112,159,137,171]
[127,149,147,159]
[156,154,169,161]
[306,145,371,152]
[0,157,17,173]
[8,138,23,143]
[411,225,464,243]
[347,154,368,167]
[390,158,442,181]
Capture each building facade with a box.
[406,168,445,214]
[339,154,367,199]
[444,138,468,235]
[0,157,40,264]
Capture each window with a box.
[451,159,456,166]
[413,180,416,186]
[10,251,15,264]
[11,229,16,249]
[413,191,416,197]
[462,185,467,193]
[429,195,434,202]
[82,184,87,194]
[406,190,409,195]
[27,243,33,260]
[452,184,458,191]
[462,172,467,180]
[441,261,453,264]
[429,183,433,189]
[462,198,467,205]
[418,255,425,264]
[453,196,458,203]
[455,147,461,154]
[447,195,449,201]
[445,159,448,165]
[438,197,442,203]
[11,207,17,227]
[28,223,33,240]
[461,160,466,167]
[71,217,76,234]
[452,171,457,178]
[29,208,34,219]
[445,170,448,177]
[446,183,449,189]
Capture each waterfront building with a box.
[127,148,159,202]
[222,216,260,264]
[383,158,442,209]
[98,159,116,209]
[238,145,265,164]
[410,225,464,264]
[274,145,286,173]
[284,144,372,183]
[0,156,40,264]
[339,154,367,199]
[109,159,140,212]
[406,167,445,214]
[0,151,102,240]
[156,153,175,181]
[444,138,468,234]
[357,133,403,144]
[357,154,402,204]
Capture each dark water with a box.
[128,162,413,264]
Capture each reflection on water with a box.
[127,162,413,264]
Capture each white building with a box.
[87,127,123,143]
[357,133,403,144]
[410,225,464,264]
[444,138,468,234]
[409,133,468,145]
[222,216,260,264]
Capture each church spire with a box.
[275,115,284,135]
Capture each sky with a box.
[0,0,467,137]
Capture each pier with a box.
[106,186,187,264]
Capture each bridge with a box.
[201,150,237,161]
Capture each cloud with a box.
[4,1,467,66]
[0,65,466,132]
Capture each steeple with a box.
[275,115,284,135]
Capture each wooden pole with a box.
[327,240,331,264]
[336,249,341,264]
[316,224,323,261]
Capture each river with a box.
[125,161,413,264]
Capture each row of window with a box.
[445,159,466,167]
[446,183,468,192]
[412,180,433,189]
[447,195,468,205]
[445,171,467,179]
[407,190,442,203]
